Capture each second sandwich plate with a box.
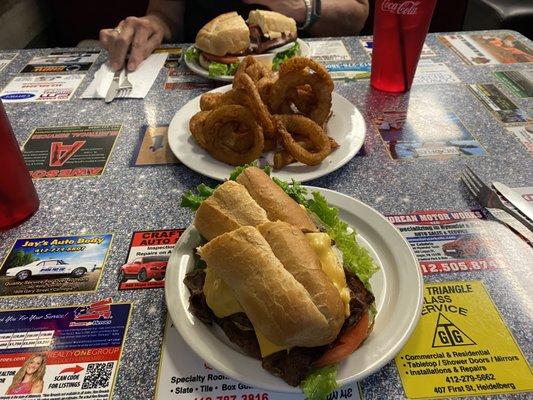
[165,187,423,393]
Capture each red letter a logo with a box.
[49,141,86,166]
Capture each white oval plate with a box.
[184,39,310,82]
[168,86,366,182]
[165,186,423,393]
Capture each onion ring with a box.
[279,57,333,92]
[270,73,332,127]
[233,72,275,138]
[236,55,273,82]
[189,111,211,149]
[200,93,223,111]
[274,114,331,166]
[203,105,264,166]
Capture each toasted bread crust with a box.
[237,167,317,232]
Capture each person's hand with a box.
[242,0,306,25]
[99,15,169,71]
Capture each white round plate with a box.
[184,39,310,82]
[168,86,366,182]
[165,186,423,393]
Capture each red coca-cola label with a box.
[381,0,420,15]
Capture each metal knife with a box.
[493,181,533,221]
[105,70,121,103]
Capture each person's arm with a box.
[31,381,44,394]
[99,0,185,71]
[243,0,369,37]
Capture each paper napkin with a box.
[82,53,167,99]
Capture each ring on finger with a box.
[113,27,122,35]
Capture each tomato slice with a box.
[314,311,370,368]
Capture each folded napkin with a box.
[82,53,167,99]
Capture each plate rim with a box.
[167,86,366,183]
[184,39,310,82]
[165,186,423,392]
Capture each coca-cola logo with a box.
[381,0,420,15]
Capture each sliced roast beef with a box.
[249,24,297,53]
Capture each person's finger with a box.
[109,21,135,70]
[128,31,163,71]
[99,29,115,52]
[127,21,152,71]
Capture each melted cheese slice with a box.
[202,232,349,358]
[203,267,285,357]
[305,233,351,317]
[203,266,243,318]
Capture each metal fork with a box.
[461,166,533,231]
[117,69,133,98]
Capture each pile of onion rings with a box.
[189,56,337,169]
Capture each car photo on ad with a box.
[119,229,182,290]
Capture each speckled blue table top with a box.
[0,31,531,400]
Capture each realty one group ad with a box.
[0,299,131,399]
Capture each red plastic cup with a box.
[370,0,437,93]
[0,101,39,230]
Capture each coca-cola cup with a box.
[370,0,437,93]
[0,101,39,230]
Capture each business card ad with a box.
[131,125,179,166]
[309,40,351,62]
[396,281,533,398]
[493,70,533,98]
[0,53,17,73]
[0,234,112,297]
[154,47,183,68]
[22,125,121,179]
[155,318,363,400]
[439,33,533,65]
[0,74,85,102]
[387,210,506,275]
[0,299,130,399]
[118,229,182,290]
[468,84,528,124]
[20,51,100,74]
[413,60,461,85]
[326,63,370,81]
[375,110,484,160]
[506,124,533,153]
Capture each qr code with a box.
[82,362,114,389]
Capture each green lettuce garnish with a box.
[272,41,300,71]
[181,183,217,211]
[185,46,200,62]
[301,365,338,400]
[208,61,240,78]
[272,177,308,205]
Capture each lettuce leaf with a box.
[306,192,378,290]
[301,364,338,400]
[185,46,200,62]
[181,183,217,211]
[272,177,309,205]
[272,41,300,71]
[208,61,240,77]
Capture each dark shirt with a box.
[184,1,267,42]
